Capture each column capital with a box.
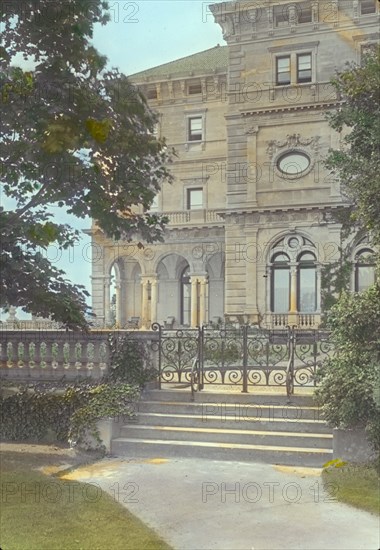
[141,274,158,284]
[190,272,208,281]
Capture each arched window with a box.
[271,253,290,313]
[269,235,320,315]
[297,252,317,312]
[180,266,191,325]
[355,249,376,291]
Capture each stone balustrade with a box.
[267,313,321,329]
[165,209,224,226]
[0,330,159,382]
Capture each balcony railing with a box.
[266,313,321,329]
[165,209,224,226]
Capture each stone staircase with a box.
[111,389,333,467]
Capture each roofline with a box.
[128,44,228,82]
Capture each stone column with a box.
[150,278,158,325]
[289,264,298,313]
[264,265,272,327]
[141,278,150,329]
[104,277,112,327]
[198,276,208,326]
[190,276,199,328]
[115,283,121,326]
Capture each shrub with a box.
[315,284,380,451]
[68,383,139,450]
[107,334,157,387]
[0,332,154,450]
[0,382,91,441]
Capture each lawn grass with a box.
[322,461,380,516]
[0,450,171,550]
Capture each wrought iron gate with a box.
[152,324,334,396]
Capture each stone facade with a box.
[90,0,379,329]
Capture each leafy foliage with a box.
[0,383,91,441]
[68,383,139,450]
[315,286,380,450]
[320,243,353,313]
[0,332,157,449]
[1,1,173,328]
[317,48,380,452]
[321,48,380,312]
[107,334,157,388]
[0,379,138,452]
[325,46,380,247]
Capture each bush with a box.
[107,334,157,387]
[315,284,380,451]
[0,333,154,449]
[0,383,91,441]
[68,383,139,450]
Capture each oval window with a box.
[277,152,311,176]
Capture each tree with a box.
[316,47,380,451]
[0,1,173,329]
[325,45,380,246]
[320,46,380,311]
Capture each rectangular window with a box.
[187,188,203,210]
[298,267,317,312]
[272,269,290,312]
[298,6,312,23]
[276,56,291,86]
[188,117,203,141]
[360,0,376,15]
[356,266,376,291]
[149,195,159,211]
[188,82,202,95]
[274,6,289,27]
[146,88,157,100]
[297,53,312,83]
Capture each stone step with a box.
[111,389,332,467]
[143,389,316,406]
[130,412,331,433]
[111,437,333,468]
[137,400,323,421]
[120,424,333,449]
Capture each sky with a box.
[5,1,226,320]
[92,1,226,76]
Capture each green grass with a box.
[0,453,171,550]
[322,461,380,516]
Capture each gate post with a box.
[242,325,248,393]
[286,325,295,398]
[199,325,204,391]
[153,322,162,390]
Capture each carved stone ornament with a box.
[220,14,235,39]
[246,124,259,136]
[266,133,320,159]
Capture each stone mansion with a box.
[89,0,379,330]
